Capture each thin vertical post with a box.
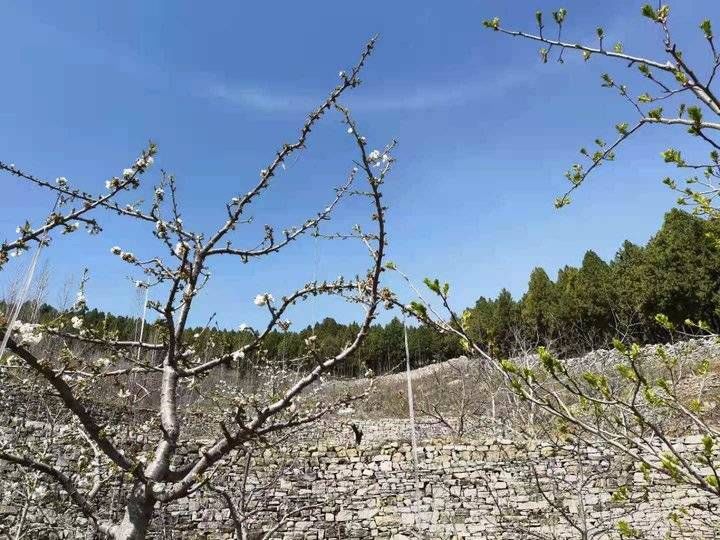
[403,318,420,500]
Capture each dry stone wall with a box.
[3,338,720,538]
[2,416,718,539]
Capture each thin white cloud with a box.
[204,81,317,112]
[200,61,560,114]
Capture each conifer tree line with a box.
[6,208,718,375]
[468,208,720,358]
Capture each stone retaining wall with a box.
[2,416,718,539]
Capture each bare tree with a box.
[0,38,395,539]
[413,358,484,438]
[204,442,322,540]
[483,438,648,540]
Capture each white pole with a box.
[136,285,149,362]
[0,195,59,359]
[0,243,44,360]
[403,318,420,500]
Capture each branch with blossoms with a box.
[0,146,158,268]
[0,37,395,539]
[483,5,720,210]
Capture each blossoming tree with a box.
[0,39,395,539]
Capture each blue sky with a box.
[2,1,718,329]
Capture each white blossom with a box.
[347,127,353,134]
[122,168,134,179]
[56,176,68,188]
[136,156,154,169]
[174,242,188,258]
[11,320,42,346]
[111,246,122,255]
[254,293,273,306]
[71,316,83,330]
[155,220,167,236]
[155,187,164,197]
[238,323,249,331]
[94,357,110,368]
[74,291,87,310]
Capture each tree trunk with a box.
[111,483,155,540]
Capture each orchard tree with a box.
[483,4,720,214]
[0,39,395,539]
[391,4,720,531]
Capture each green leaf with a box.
[616,122,629,135]
[647,107,663,120]
[596,27,604,39]
[655,312,675,329]
[535,11,543,28]
[612,485,630,502]
[423,277,442,295]
[674,70,689,85]
[617,520,640,538]
[565,163,584,185]
[638,92,652,103]
[641,4,657,20]
[554,195,571,208]
[613,42,623,53]
[483,17,501,31]
[583,371,611,397]
[553,8,567,25]
[687,106,703,126]
[616,363,637,381]
[700,19,713,40]
[408,301,428,319]
[706,474,719,489]
[500,358,519,374]
[660,452,681,479]
[661,148,685,167]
